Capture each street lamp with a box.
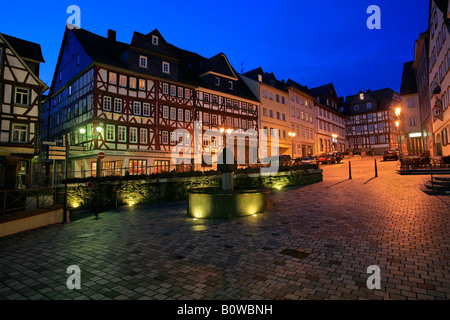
[332,133,338,151]
[288,131,296,159]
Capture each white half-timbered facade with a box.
[0,33,47,189]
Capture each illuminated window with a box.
[118,126,126,142]
[129,77,137,89]
[109,72,117,84]
[139,79,146,91]
[119,75,127,87]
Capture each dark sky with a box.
[0,0,428,98]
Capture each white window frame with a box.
[162,131,169,144]
[14,87,30,106]
[163,83,169,95]
[109,72,117,84]
[129,127,138,144]
[162,61,170,74]
[11,123,28,143]
[119,75,127,87]
[170,107,177,120]
[170,85,176,96]
[152,35,159,46]
[178,109,184,121]
[185,110,191,122]
[114,98,122,113]
[139,79,146,91]
[178,87,184,98]
[133,101,141,115]
[103,96,112,111]
[215,77,220,86]
[163,106,169,119]
[140,128,148,144]
[118,126,127,142]
[106,124,115,141]
[143,103,151,117]
[139,55,147,68]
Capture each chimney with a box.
[107,29,116,41]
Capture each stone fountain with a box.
[186,148,270,219]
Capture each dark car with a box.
[383,149,399,161]
[329,151,343,163]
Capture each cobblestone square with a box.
[0,156,449,300]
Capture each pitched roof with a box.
[400,61,417,96]
[71,28,128,67]
[308,83,336,98]
[200,53,238,79]
[2,34,45,62]
[344,88,399,114]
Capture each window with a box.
[15,87,29,106]
[407,97,415,107]
[118,126,127,142]
[370,136,375,144]
[129,77,137,89]
[204,93,210,103]
[263,108,267,117]
[212,114,218,125]
[128,160,147,175]
[129,127,138,143]
[269,110,274,118]
[276,111,280,120]
[215,77,220,86]
[282,113,286,121]
[269,92,273,100]
[185,89,190,99]
[178,87,184,98]
[107,72,117,84]
[152,35,159,46]
[228,81,233,90]
[262,89,267,98]
[106,124,115,141]
[213,95,218,104]
[282,97,285,104]
[143,103,151,116]
[114,98,122,113]
[178,109,184,121]
[140,128,148,144]
[163,83,169,94]
[163,106,169,119]
[380,135,386,143]
[139,79,146,91]
[410,116,417,127]
[185,110,191,122]
[119,75,127,87]
[367,102,372,109]
[354,105,359,111]
[68,86,73,96]
[170,85,176,96]
[103,96,112,111]
[139,55,147,68]
[162,131,169,144]
[368,124,374,131]
[162,61,170,74]
[170,107,177,120]
[276,94,280,102]
[11,123,28,143]
[133,101,141,115]
[378,123,384,130]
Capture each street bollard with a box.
[375,159,378,177]
[349,161,352,180]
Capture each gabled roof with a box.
[344,88,399,114]
[400,61,417,96]
[200,52,238,80]
[286,79,310,96]
[308,83,337,99]
[1,33,45,62]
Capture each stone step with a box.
[424,183,450,191]
[434,176,450,182]
[429,179,450,186]
[420,188,450,195]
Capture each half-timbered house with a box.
[0,33,47,189]
[41,27,259,178]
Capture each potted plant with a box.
[361,147,367,157]
[349,147,354,156]
[370,147,376,156]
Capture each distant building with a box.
[308,83,347,155]
[242,68,291,157]
[0,33,47,189]
[428,0,450,156]
[285,80,316,157]
[413,30,433,155]
[41,27,259,180]
[344,88,402,154]
[400,61,423,155]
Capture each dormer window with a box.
[139,55,147,68]
[258,74,262,82]
[215,77,220,86]
[359,93,364,100]
[228,81,233,90]
[162,61,170,74]
[152,35,159,46]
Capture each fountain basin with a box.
[186,187,270,219]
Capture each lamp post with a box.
[95,125,103,177]
[288,131,296,159]
[395,107,402,157]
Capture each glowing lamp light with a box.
[96,126,103,133]
[79,128,86,134]
[395,107,401,117]
[219,128,225,133]
[395,121,400,128]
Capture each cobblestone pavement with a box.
[0,156,449,300]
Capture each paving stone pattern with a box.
[0,156,449,300]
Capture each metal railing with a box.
[0,187,57,216]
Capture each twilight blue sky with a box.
[0,0,428,98]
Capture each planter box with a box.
[0,205,63,238]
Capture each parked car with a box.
[383,149,399,161]
[317,153,333,165]
[258,155,292,167]
[329,151,343,163]
[327,152,338,163]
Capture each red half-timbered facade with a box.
[41,27,259,178]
